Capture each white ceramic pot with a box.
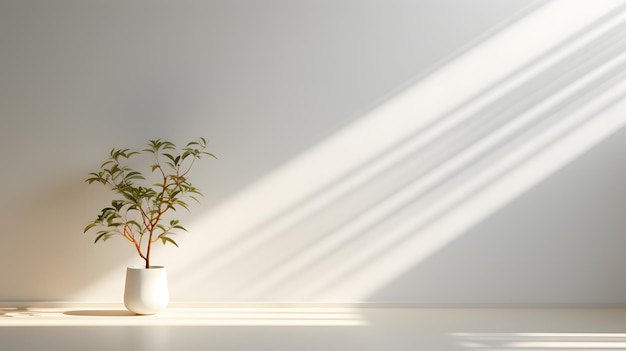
[124,266,169,315]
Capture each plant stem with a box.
[145,171,172,268]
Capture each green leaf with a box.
[161,236,179,247]
[83,222,97,233]
[125,171,145,181]
[94,232,110,243]
[100,159,114,168]
[127,220,143,230]
[121,191,138,204]
[112,201,125,211]
[162,141,176,150]
[173,225,187,232]
[163,153,176,163]
[179,202,190,211]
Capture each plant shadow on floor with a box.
[0,308,42,318]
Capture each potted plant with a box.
[84,137,215,314]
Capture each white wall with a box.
[2,0,626,304]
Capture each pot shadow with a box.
[63,310,136,317]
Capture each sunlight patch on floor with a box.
[453,332,626,349]
[0,307,368,327]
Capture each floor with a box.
[2,305,626,350]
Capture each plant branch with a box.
[84,137,212,269]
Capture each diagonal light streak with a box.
[175,2,625,298]
[298,63,626,299]
[241,38,626,298]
